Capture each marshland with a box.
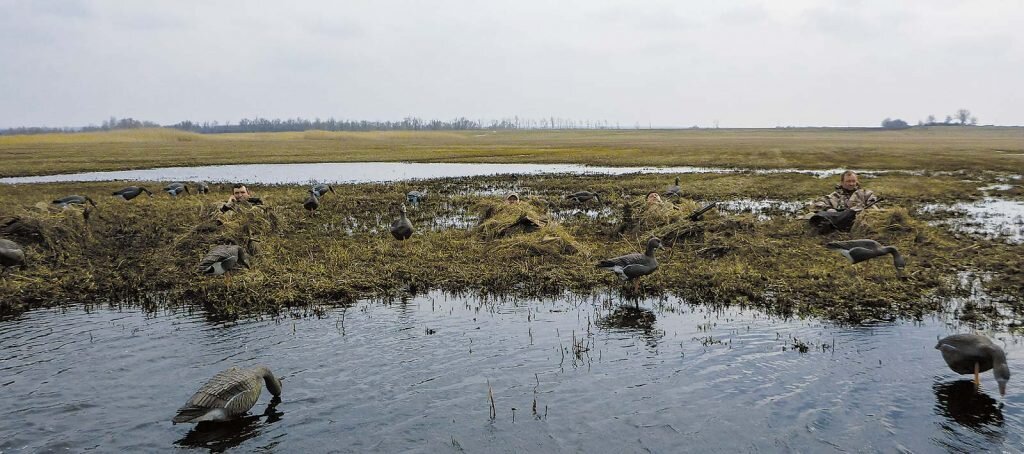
[1,128,1023,452]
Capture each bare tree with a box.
[955,108,971,125]
[926,114,936,125]
[970,116,978,126]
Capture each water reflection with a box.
[933,379,1005,444]
[0,162,918,185]
[175,396,283,453]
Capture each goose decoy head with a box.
[646,237,664,254]
[400,204,408,215]
[674,176,680,186]
[141,187,153,197]
[997,367,1010,396]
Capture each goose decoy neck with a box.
[253,366,283,396]
[884,246,906,269]
[86,196,97,207]
[989,345,1011,395]
[674,177,680,185]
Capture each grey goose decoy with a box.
[52,195,97,208]
[197,244,250,275]
[826,239,906,275]
[112,186,153,201]
[173,365,283,424]
[164,183,191,197]
[302,190,320,215]
[663,177,681,198]
[390,204,414,241]
[311,184,336,198]
[937,333,1010,396]
[406,190,427,207]
[566,191,600,203]
[597,237,664,291]
[0,238,26,274]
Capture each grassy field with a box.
[0,128,1020,323]
[1,172,1020,324]
[0,127,1022,177]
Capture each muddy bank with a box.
[0,173,1020,323]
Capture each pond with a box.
[1,292,1021,453]
[0,162,914,185]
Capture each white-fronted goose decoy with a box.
[112,186,153,201]
[164,183,191,197]
[0,238,26,274]
[173,365,283,424]
[52,195,97,208]
[597,237,664,292]
[196,182,210,194]
[390,204,413,241]
[302,190,320,215]
[311,184,336,198]
[826,239,906,276]
[663,177,681,198]
[406,190,427,206]
[197,244,250,275]
[566,191,600,203]
[937,333,1010,396]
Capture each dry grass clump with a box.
[474,198,586,258]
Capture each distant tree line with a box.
[2,116,620,135]
[882,108,979,129]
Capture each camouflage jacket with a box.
[810,186,878,212]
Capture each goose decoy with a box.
[197,244,250,275]
[826,239,906,275]
[597,237,664,292]
[164,183,191,197]
[663,177,681,198]
[406,190,427,206]
[173,365,283,424]
[112,186,153,201]
[0,238,26,274]
[196,182,210,194]
[311,184,336,198]
[937,334,1010,396]
[390,204,413,241]
[566,191,600,203]
[302,190,320,215]
[52,195,96,208]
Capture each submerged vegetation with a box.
[0,171,1020,324]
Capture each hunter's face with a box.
[233,186,250,201]
[841,174,859,191]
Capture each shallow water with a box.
[1,293,1022,453]
[0,162,915,185]
[919,198,1024,244]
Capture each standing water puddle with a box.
[1,293,1022,452]
[919,198,1024,244]
[0,162,933,185]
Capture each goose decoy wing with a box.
[826,239,883,251]
[390,218,413,240]
[597,252,652,280]
[936,334,998,373]
[197,245,239,274]
[173,367,263,424]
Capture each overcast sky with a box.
[1,0,1021,128]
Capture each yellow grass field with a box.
[0,127,1021,177]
